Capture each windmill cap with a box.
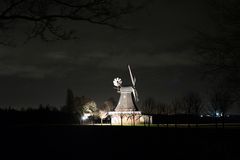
[120,86,134,92]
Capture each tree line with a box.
[0,89,116,125]
[0,87,239,127]
[140,88,237,128]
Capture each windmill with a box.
[109,65,150,125]
[112,65,139,112]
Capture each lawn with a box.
[0,125,239,160]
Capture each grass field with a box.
[0,125,239,160]
[82,122,240,129]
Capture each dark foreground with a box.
[0,125,239,160]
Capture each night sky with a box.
[0,0,231,111]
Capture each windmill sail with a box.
[128,65,136,87]
[128,65,139,102]
[132,88,139,102]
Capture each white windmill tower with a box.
[109,65,142,125]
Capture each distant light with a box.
[216,112,220,117]
[82,115,88,120]
[200,115,203,117]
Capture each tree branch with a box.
[1,0,25,16]
[0,0,147,45]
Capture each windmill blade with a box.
[128,65,136,87]
[135,89,139,102]
[131,87,139,102]
[132,88,139,102]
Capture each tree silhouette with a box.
[209,87,234,128]
[97,110,107,125]
[155,102,169,127]
[182,92,202,127]
[62,88,74,113]
[190,93,203,127]
[97,97,116,125]
[72,96,98,124]
[208,95,220,128]
[171,97,183,128]
[82,100,97,124]
[100,97,116,112]
[141,98,155,126]
[0,0,147,45]
[194,0,240,102]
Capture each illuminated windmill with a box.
[113,65,139,112]
[109,65,143,125]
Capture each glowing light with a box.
[200,115,203,117]
[81,114,89,120]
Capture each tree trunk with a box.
[101,119,103,126]
[215,116,218,128]
[92,115,95,125]
[222,113,225,129]
[148,116,151,127]
[166,115,169,128]
[175,114,177,128]
[144,117,146,126]
[214,110,218,128]
[120,115,123,126]
[187,113,190,128]
[133,114,135,126]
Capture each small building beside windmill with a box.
[109,65,152,125]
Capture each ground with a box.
[0,125,239,160]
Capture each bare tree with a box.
[119,113,125,126]
[209,92,220,128]
[102,97,116,112]
[155,102,168,127]
[97,97,116,125]
[62,88,74,113]
[141,97,155,127]
[156,102,168,115]
[171,97,183,128]
[193,0,239,127]
[0,0,147,45]
[84,101,98,125]
[209,87,234,128]
[182,92,202,127]
[191,93,203,127]
[97,110,107,125]
[194,0,240,102]
[74,96,91,115]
